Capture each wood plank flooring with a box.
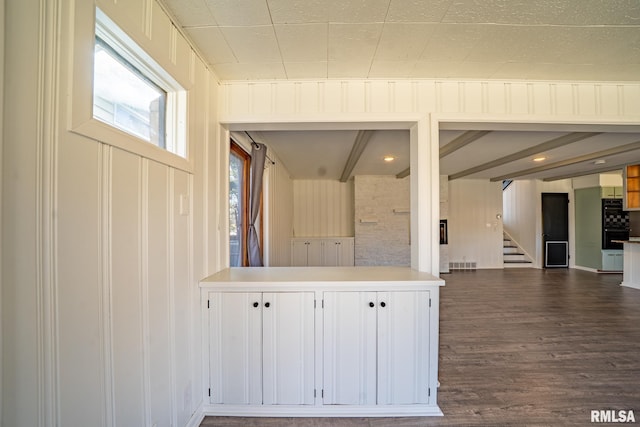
[200,268,640,426]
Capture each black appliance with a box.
[602,199,629,249]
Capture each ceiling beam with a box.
[440,130,491,158]
[396,167,410,179]
[448,132,601,180]
[340,130,374,182]
[490,140,640,182]
[542,164,626,182]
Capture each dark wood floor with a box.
[200,268,640,426]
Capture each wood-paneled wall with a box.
[2,0,219,426]
[448,179,504,269]
[264,150,294,266]
[292,180,354,238]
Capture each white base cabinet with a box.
[201,267,444,417]
[208,292,315,405]
[291,237,354,266]
[323,291,430,405]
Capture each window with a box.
[230,142,250,267]
[93,37,167,148]
[70,7,189,168]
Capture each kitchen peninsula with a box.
[616,240,640,290]
[200,266,444,417]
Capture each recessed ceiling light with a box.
[533,156,546,162]
[594,159,606,165]
[383,156,395,162]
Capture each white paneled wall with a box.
[3,0,218,426]
[503,179,573,268]
[448,180,504,269]
[293,180,354,237]
[221,80,640,118]
[265,150,294,266]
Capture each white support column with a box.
[411,115,439,274]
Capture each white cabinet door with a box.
[322,239,355,266]
[323,291,430,405]
[291,239,323,266]
[291,240,309,266]
[209,292,315,405]
[307,240,323,266]
[323,292,377,404]
[338,238,355,266]
[209,292,262,404]
[377,291,431,405]
[262,292,315,405]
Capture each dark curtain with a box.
[247,142,266,266]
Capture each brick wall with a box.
[354,175,410,266]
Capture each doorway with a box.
[542,192,569,267]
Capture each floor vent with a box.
[449,261,477,271]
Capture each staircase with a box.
[503,233,533,268]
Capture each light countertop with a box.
[200,266,445,290]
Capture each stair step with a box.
[504,259,532,264]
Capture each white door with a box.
[322,240,339,266]
[338,238,354,266]
[306,240,323,266]
[323,291,377,405]
[291,240,309,266]
[262,292,315,405]
[377,291,431,405]
[209,292,262,404]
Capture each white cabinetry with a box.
[208,292,315,405]
[291,239,323,266]
[323,291,430,405]
[201,267,444,417]
[291,237,354,266]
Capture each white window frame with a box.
[69,7,190,172]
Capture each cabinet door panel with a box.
[291,240,309,266]
[209,292,262,404]
[323,292,377,405]
[307,240,323,266]
[377,291,430,405]
[262,292,315,405]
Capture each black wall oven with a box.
[602,199,629,249]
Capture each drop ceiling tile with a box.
[375,23,437,61]
[442,0,573,25]
[284,62,328,79]
[386,0,452,22]
[187,27,236,64]
[220,26,281,62]
[163,0,217,27]
[419,24,484,62]
[328,23,383,61]
[369,60,416,78]
[328,60,373,78]
[204,0,272,25]
[275,24,327,62]
[213,62,287,80]
[411,61,463,78]
[267,0,390,24]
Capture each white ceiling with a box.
[165,1,640,182]
[163,0,640,81]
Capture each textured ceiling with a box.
[162,0,640,81]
